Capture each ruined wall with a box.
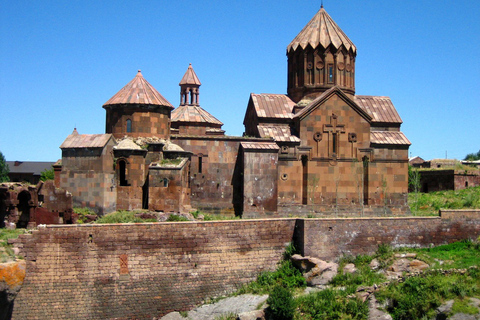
[60,143,116,215]
[12,220,296,320]
[11,212,480,319]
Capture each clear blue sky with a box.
[1,0,479,162]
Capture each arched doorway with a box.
[17,191,31,228]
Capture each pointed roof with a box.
[103,70,173,108]
[171,104,223,126]
[179,64,201,86]
[287,7,356,53]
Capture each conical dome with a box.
[287,7,356,54]
[103,70,173,108]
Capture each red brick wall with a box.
[13,220,296,319]
[299,213,480,261]
[12,213,480,319]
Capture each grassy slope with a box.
[408,185,480,216]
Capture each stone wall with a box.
[12,220,296,320]
[298,211,480,261]
[11,212,480,319]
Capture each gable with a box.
[295,88,372,159]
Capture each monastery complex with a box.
[58,6,411,218]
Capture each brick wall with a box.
[299,213,480,260]
[12,213,480,319]
[13,219,296,319]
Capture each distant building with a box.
[6,161,55,184]
[58,6,411,217]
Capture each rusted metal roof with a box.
[257,124,301,142]
[179,63,201,85]
[370,131,411,146]
[60,132,114,149]
[171,104,223,125]
[240,141,280,151]
[287,7,356,53]
[103,70,173,108]
[251,94,295,119]
[354,96,403,124]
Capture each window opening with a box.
[328,64,334,83]
[126,119,132,133]
[119,160,128,186]
[198,156,203,173]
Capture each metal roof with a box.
[251,93,296,119]
[287,7,356,53]
[257,124,300,143]
[171,104,223,126]
[370,131,411,146]
[355,96,403,124]
[60,131,114,149]
[240,141,280,151]
[103,70,173,108]
[6,161,55,175]
[179,64,201,86]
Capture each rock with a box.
[158,312,185,320]
[394,253,417,259]
[370,258,380,270]
[343,263,357,274]
[291,254,338,286]
[388,258,410,273]
[368,295,393,320]
[237,309,265,320]
[436,299,455,318]
[167,294,268,320]
[408,259,429,272]
[0,260,27,320]
[291,254,324,272]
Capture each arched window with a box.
[126,119,132,133]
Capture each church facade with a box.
[59,6,411,217]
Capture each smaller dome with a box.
[114,139,142,150]
[163,142,184,152]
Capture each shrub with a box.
[265,285,295,320]
[95,210,156,224]
[166,214,189,222]
[296,289,368,319]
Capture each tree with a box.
[0,151,9,182]
[464,150,480,161]
[40,167,55,181]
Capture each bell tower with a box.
[287,5,357,105]
[179,63,201,106]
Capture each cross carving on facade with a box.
[323,114,345,156]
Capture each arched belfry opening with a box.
[118,159,129,186]
[179,63,201,106]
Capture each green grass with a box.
[410,239,480,269]
[376,269,480,320]
[408,185,480,216]
[296,289,368,320]
[0,229,27,262]
[94,210,157,224]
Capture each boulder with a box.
[369,258,380,270]
[343,263,357,274]
[291,254,339,286]
[0,260,26,320]
[237,309,265,320]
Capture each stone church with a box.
[58,6,411,217]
